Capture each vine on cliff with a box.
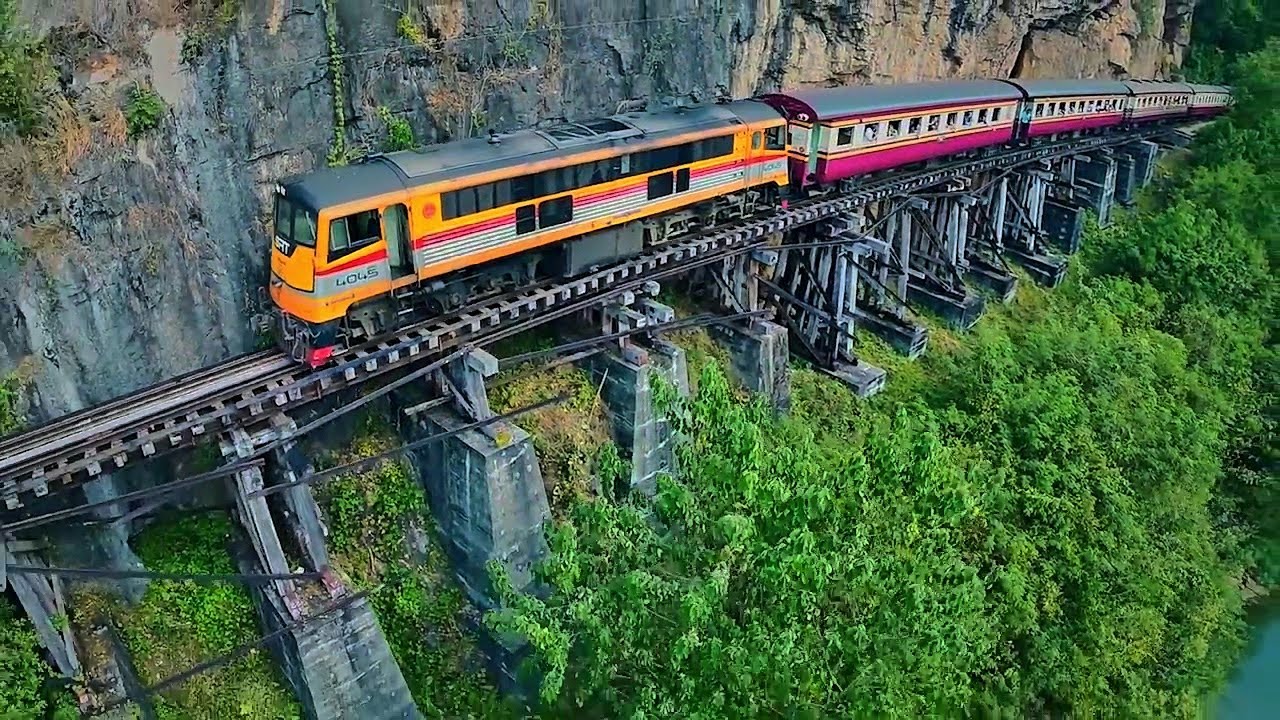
[321,0,348,166]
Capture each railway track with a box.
[0,127,1173,513]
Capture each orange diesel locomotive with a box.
[270,101,788,364]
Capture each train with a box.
[268,77,1232,365]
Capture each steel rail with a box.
[0,127,1172,512]
[0,350,282,456]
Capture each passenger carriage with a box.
[1003,79,1129,140]
[1188,83,1233,118]
[758,81,1023,187]
[1123,80,1195,124]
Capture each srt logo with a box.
[274,236,291,254]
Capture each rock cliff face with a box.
[0,0,1191,422]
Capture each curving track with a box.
[0,126,1176,514]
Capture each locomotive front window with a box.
[274,196,316,249]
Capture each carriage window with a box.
[991,108,1001,122]
[887,119,902,138]
[837,126,854,146]
[765,126,785,150]
[927,114,940,132]
[977,109,988,124]
[328,209,381,260]
[863,124,879,143]
[908,117,921,134]
[946,112,958,128]
[1035,104,1044,118]
[538,196,573,228]
[962,110,973,126]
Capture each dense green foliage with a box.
[0,599,71,720]
[378,105,416,152]
[0,0,49,137]
[486,18,1278,718]
[0,371,22,435]
[114,514,300,719]
[1184,0,1280,81]
[317,419,515,718]
[125,84,165,137]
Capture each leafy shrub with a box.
[125,84,165,137]
[0,599,51,717]
[0,371,22,435]
[377,106,414,152]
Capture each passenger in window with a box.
[908,118,921,135]
[864,125,878,142]
[927,115,940,132]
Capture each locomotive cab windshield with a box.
[271,192,318,293]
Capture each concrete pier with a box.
[584,338,690,495]
[406,406,550,608]
[710,319,791,413]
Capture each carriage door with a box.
[805,126,822,182]
[1015,99,1034,143]
[382,203,414,281]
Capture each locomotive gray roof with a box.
[1003,78,1130,97]
[283,100,778,211]
[762,80,1023,121]
[1124,79,1195,95]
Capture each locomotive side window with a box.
[752,132,761,149]
[329,209,381,260]
[515,205,535,235]
[765,126,785,150]
[676,168,691,193]
[648,172,675,199]
[538,196,573,228]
